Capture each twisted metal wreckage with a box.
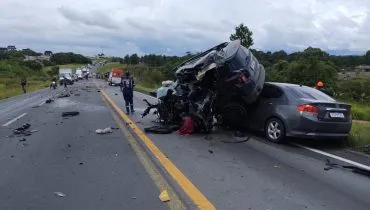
[141,40,266,135]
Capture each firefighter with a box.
[314,81,333,97]
[120,72,135,114]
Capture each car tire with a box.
[265,118,286,143]
[221,102,248,128]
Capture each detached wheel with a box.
[265,118,286,143]
[221,102,248,128]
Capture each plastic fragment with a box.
[159,190,170,202]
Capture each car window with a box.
[260,85,283,98]
[228,48,246,71]
[287,86,335,101]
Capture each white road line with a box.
[292,143,370,171]
[2,113,27,127]
[38,101,46,106]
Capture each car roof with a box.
[265,82,310,89]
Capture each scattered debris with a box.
[67,144,71,148]
[74,93,81,96]
[62,111,80,117]
[208,149,214,154]
[45,98,54,103]
[13,123,32,136]
[97,90,101,93]
[234,131,247,138]
[159,190,170,202]
[115,93,118,95]
[30,130,39,133]
[131,197,137,199]
[19,138,26,142]
[57,93,70,98]
[111,127,119,130]
[54,192,66,197]
[274,165,280,168]
[221,136,250,144]
[79,162,84,165]
[10,155,14,158]
[325,159,370,177]
[96,127,113,134]
[177,117,194,136]
[204,135,213,140]
[144,126,173,134]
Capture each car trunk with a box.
[304,99,352,122]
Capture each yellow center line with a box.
[101,90,216,210]
[102,95,186,210]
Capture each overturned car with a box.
[142,40,265,134]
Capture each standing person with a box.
[21,78,27,93]
[120,72,135,114]
[314,81,333,97]
[63,75,68,88]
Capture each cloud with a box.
[0,0,370,56]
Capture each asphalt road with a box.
[0,82,168,210]
[1,78,370,210]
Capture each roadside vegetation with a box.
[0,49,91,100]
[348,122,370,153]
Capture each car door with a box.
[248,84,284,130]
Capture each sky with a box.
[1,0,370,57]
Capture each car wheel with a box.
[265,118,286,143]
[221,102,248,128]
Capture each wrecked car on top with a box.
[143,40,265,133]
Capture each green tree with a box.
[229,23,254,48]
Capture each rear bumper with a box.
[287,131,349,139]
[286,116,352,139]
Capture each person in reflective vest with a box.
[120,72,135,114]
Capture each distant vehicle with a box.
[108,68,124,86]
[76,69,83,80]
[246,82,352,143]
[59,68,74,85]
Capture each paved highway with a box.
[0,77,369,210]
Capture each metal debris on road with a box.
[13,123,32,136]
[79,162,84,165]
[144,126,173,134]
[96,127,113,134]
[131,196,137,199]
[45,98,54,103]
[204,135,213,140]
[62,111,80,117]
[54,192,66,197]
[57,93,70,98]
[325,159,370,177]
[159,190,170,202]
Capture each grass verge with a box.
[135,85,154,94]
[97,63,125,74]
[348,122,370,154]
[0,79,49,100]
[350,102,370,121]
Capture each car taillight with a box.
[297,104,319,113]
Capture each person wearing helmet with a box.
[120,72,135,114]
[314,80,333,97]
